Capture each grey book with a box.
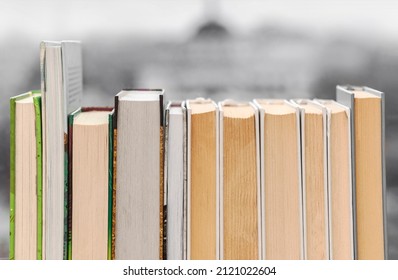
[113,89,164,260]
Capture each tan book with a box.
[292,100,329,260]
[219,101,261,260]
[70,108,113,260]
[186,98,219,260]
[315,99,354,260]
[254,99,303,260]
[337,86,387,260]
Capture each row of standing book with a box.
[9,41,387,260]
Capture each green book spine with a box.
[108,112,114,260]
[9,97,17,260]
[67,109,81,260]
[33,96,43,260]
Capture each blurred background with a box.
[1,0,397,259]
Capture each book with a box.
[68,108,113,260]
[314,99,354,260]
[185,98,219,260]
[9,91,42,260]
[336,86,387,260]
[113,89,164,260]
[254,99,303,260]
[40,40,82,260]
[165,102,187,260]
[219,100,261,260]
[292,99,329,260]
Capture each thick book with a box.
[113,89,164,260]
[9,91,42,260]
[336,86,387,260]
[185,98,219,260]
[68,107,113,260]
[219,100,261,260]
[254,99,303,260]
[314,99,354,260]
[165,101,187,260]
[40,40,82,260]
[292,99,329,260]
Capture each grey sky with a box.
[1,0,398,40]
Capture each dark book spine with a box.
[107,112,114,260]
[66,114,74,260]
[111,96,119,260]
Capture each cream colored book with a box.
[254,99,303,260]
[219,100,261,260]
[70,108,113,260]
[292,99,329,260]
[186,98,219,260]
[315,99,354,260]
[337,86,387,260]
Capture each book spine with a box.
[182,105,188,260]
[159,94,165,260]
[336,86,357,259]
[111,95,119,260]
[67,113,75,260]
[108,112,114,260]
[33,96,43,260]
[164,106,169,260]
[9,97,16,260]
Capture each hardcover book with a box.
[113,89,164,260]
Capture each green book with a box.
[9,90,42,260]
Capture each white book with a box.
[165,102,186,260]
[40,41,82,260]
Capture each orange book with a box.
[337,86,387,260]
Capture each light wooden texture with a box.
[72,111,109,260]
[15,98,37,259]
[222,105,259,260]
[354,92,384,259]
[329,106,353,259]
[261,101,302,260]
[115,98,160,260]
[302,106,328,260]
[190,103,217,260]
